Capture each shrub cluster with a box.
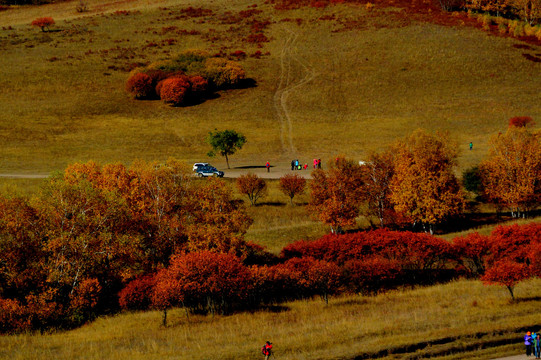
[117,223,541,324]
[125,49,245,106]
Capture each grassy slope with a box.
[1,1,541,358]
[2,278,540,360]
[0,0,539,174]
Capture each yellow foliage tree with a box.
[390,129,465,234]
[480,127,541,217]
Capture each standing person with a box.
[536,333,540,359]
[313,158,317,169]
[266,161,270,173]
[261,341,273,360]
[533,332,539,359]
[295,159,299,170]
[291,160,295,171]
[526,331,533,356]
[469,142,473,150]
[317,158,322,169]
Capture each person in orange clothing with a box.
[261,341,273,360]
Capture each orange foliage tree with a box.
[309,157,366,234]
[480,127,541,217]
[186,178,253,253]
[236,173,267,206]
[390,129,465,234]
[279,174,306,205]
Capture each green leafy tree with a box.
[207,130,246,169]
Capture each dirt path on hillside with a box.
[273,27,316,154]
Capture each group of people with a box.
[290,159,321,171]
[525,331,541,358]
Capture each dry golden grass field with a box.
[3,278,541,360]
[0,0,540,174]
[1,0,541,358]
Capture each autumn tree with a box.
[153,251,251,324]
[361,151,400,227]
[236,173,267,206]
[480,127,541,217]
[279,174,306,205]
[451,232,490,276]
[481,260,528,299]
[480,223,541,299]
[390,129,465,234]
[0,197,47,301]
[207,129,246,169]
[36,173,132,297]
[309,157,366,234]
[186,178,253,252]
[31,17,54,32]
[509,116,535,128]
[281,257,341,304]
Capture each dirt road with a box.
[0,165,315,180]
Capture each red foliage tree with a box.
[451,232,490,276]
[153,251,252,323]
[279,174,306,205]
[508,116,535,128]
[480,223,541,299]
[282,257,341,304]
[343,257,401,295]
[125,73,154,99]
[481,260,528,299]
[119,274,156,310]
[160,77,191,106]
[236,173,267,206]
[31,17,54,32]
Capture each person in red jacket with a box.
[266,161,270,173]
[261,341,273,360]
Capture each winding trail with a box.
[273,28,316,155]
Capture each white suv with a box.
[193,163,209,172]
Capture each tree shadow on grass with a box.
[249,305,290,313]
[237,78,257,89]
[233,165,269,169]
[255,201,286,207]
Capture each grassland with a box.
[2,278,541,360]
[0,0,540,174]
[1,0,541,358]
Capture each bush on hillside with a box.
[160,77,191,106]
[202,57,246,88]
[125,73,154,99]
[126,50,246,106]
